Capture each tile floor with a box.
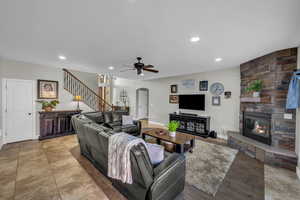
[1,126,300,200]
[0,135,108,200]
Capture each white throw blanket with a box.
[108,132,147,184]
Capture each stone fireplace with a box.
[243,112,271,145]
[228,48,298,171]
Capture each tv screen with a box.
[179,94,205,111]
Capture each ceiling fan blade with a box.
[120,68,135,72]
[143,65,154,69]
[143,68,159,73]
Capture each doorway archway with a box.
[136,88,149,119]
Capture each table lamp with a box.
[74,95,82,110]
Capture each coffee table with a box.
[142,128,195,154]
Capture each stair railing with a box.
[63,68,113,112]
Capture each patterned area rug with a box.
[186,140,238,196]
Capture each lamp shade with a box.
[74,95,82,101]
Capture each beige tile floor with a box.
[0,135,109,200]
[1,125,300,200]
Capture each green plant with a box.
[167,121,180,132]
[37,100,60,109]
[246,80,263,92]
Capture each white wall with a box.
[113,67,240,139]
[69,69,98,93]
[0,58,95,142]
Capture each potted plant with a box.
[246,80,263,97]
[167,121,180,137]
[37,100,59,112]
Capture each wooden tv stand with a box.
[169,113,210,137]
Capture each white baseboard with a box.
[148,121,165,127]
[297,166,300,180]
[218,134,228,140]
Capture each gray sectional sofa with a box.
[83,111,141,136]
[71,113,186,200]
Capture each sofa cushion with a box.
[121,124,138,134]
[112,112,123,122]
[103,112,113,123]
[83,112,104,124]
[87,123,112,134]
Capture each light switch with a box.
[284,113,293,120]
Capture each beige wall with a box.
[113,66,240,139]
[0,58,95,142]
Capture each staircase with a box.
[63,69,113,112]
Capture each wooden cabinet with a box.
[39,110,81,140]
[113,106,130,113]
[169,113,210,137]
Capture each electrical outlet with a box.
[284,113,293,120]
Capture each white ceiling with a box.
[0,0,300,80]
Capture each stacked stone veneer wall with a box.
[228,48,298,171]
[240,48,297,152]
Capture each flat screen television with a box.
[179,94,205,111]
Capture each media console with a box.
[169,113,210,137]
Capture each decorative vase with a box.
[169,131,176,137]
[253,92,260,98]
[44,107,53,112]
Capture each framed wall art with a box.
[224,91,232,99]
[37,80,59,99]
[169,95,179,104]
[181,79,196,89]
[212,96,221,106]
[170,84,178,93]
[199,80,208,91]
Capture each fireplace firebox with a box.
[243,112,271,145]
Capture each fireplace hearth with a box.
[243,112,271,145]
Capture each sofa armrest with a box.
[149,153,186,200]
[133,120,142,134]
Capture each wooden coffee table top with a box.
[142,128,195,145]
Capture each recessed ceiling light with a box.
[215,57,223,62]
[190,36,200,43]
[58,55,66,60]
[108,66,114,70]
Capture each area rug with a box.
[185,140,238,196]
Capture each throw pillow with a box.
[122,115,133,125]
[146,143,164,165]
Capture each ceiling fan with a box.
[121,57,159,75]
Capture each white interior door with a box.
[137,89,149,119]
[5,79,34,143]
